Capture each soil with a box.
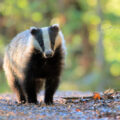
[0,91,120,120]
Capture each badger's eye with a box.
[40,42,43,46]
[39,40,44,51]
[50,39,55,49]
[51,39,55,46]
[51,40,55,44]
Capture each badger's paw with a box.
[44,98,54,105]
[45,101,54,105]
[27,99,39,105]
[15,100,26,106]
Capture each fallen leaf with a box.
[104,88,115,95]
[93,93,101,100]
[76,108,80,112]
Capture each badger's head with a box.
[29,24,65,58]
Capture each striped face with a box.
[30,24,60,58]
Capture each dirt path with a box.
[0,91,120,120]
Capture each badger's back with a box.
[6,30,31,60]
[3,30,34,80]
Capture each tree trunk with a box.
[96,0,109,90]
[96,0,105,69]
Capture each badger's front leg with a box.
[44,77,60,105]
[12,78,26,104]
[24,76,37,104]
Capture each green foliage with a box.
[0,0,120,92]
[0,71,10,93]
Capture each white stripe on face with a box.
[28,35,42,52]
[41,27,51,53]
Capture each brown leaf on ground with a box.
[76,108,80,112]
[102,88,117,99]
[104,88,116,95]
[93,93,101,100]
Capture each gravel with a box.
[0,91,120,120]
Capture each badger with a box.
[3,24,66,105]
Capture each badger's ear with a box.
[30,27,38,35]
[50,24,59,32]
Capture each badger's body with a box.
[3,24,65,104]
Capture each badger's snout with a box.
[44,50,53,58]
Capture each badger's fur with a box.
[3,24,66,105]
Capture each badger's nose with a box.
[45,50,53,58]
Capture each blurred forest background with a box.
[0,0,120,93]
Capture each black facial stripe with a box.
[34,29,45,52]
[48,27,58,49]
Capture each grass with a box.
[0,71,11,93]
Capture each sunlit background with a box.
[0,0,120,93]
